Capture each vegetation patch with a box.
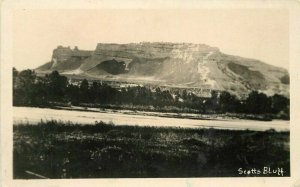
[14,121,290,178]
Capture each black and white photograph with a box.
[1,0,300,186]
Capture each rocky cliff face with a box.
[36,42,289,97]
[37,46,93,72]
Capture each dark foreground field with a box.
[13,121,290,178]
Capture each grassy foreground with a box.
[13,121,290,178]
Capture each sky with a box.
[13,9,289,70]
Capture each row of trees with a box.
[13,69,289,117]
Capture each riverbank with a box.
[54,105,278,121]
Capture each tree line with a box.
[13,68,289,119]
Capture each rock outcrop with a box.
[37,46,93,72]
[36,42,289,97]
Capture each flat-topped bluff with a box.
[36,42,289,97]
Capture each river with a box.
[13,107,289,131]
